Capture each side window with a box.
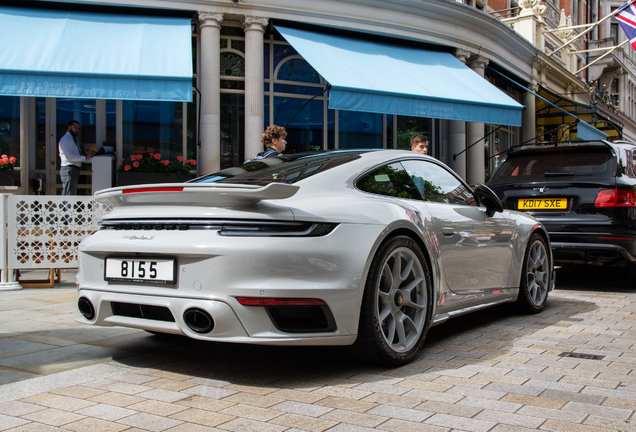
[401,160,477,206]
[356,163,421,200]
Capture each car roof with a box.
[505,140,636,156]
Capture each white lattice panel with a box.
[7,196,111,269]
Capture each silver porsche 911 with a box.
[77,150,554,365]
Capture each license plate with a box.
[518,198,567,210]
[105,257,176,284]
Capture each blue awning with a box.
[0,7,192,102]
[276,26,523,126]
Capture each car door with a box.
[400,160,515,293]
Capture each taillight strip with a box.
[236,297,326,306]
[122,187,184,194]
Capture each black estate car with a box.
[488,140,636,271]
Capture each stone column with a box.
[243,16,268,161]
[448,49,471,180]
[466,55,489,186]
[522,81,538,144]
[198,12,223,174]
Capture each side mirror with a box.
[474,183,504,217]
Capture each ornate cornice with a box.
[454,48,472,64]
[198,12,223,29]
[467,55,489,70]
[242,16,268,31]
[534,54,586,93]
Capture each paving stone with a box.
[126,400,189,417]
[473,409,545,428]
[62,417,130,432]
[74,403,137,421]
[415,400,481,418]
[117,412,183,431]
[540,419,612,432]
[457,396,522,413]
[352,382,411,396]
[216,417,287,432]
[36,395,97,412]
[583,414,636,431]
[271,401,334,418]
[360,392,424,408]
[319,408,388,428]
[269,412,338,432]
[562,401,633,420]
[539,389,606,405]
[218,403,284,421]
[501,393,566,409]
[174,396,236,412]
[0,413,31,431]
[445,384,507,400]
[424,413,496,432]
[87,392,146,407]
[21,408,85,426]
[169,408,234,427]
[144,378,198,392]
[135,388,191,403]
[0,401,46,416]
[366,404,432,422]
[515,405,588,423]
[376,418,450,432]
[314,396,378,413]
[181,385,238,400]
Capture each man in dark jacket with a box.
[245,125,287,162]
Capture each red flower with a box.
[9,157,16,164]
[163,160,169,165]
[1,155,8,164]
[124,165,131,171]
[177,156,183,162]
[154,154,162,160]
[133,161,139,168]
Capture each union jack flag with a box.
[616,0,636,51]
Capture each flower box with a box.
[116,172,194,187]
[0,169,20,186]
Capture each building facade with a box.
[1,0,635,194]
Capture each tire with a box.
[517,233,550,314]
[354,235,432,366]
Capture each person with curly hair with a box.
[245,125,287,163]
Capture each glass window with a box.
[401,160,476,205]
[489,147,615,184]
[264,43,270,79]
[273,97,323,153]
[36,98,46,170]
[186,96,197,162]
[276,59,320,83]
[220,52,245,77]
[122,101,184,161]
[357,163,421,200]
[221,93,245,169]
[397,116,430,150]
[338,110,382,149]
[57,99,97,159]
[194,152,362,185]
[0,96,20,167]
[273,44,298,70]
[106,100,116,146]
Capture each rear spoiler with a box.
[95,182,300,208]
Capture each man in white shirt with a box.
[59,120,92,195]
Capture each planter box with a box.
[0,170,21,187]
[116,172,193,187]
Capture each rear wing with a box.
[95,182,300,208]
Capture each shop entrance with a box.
[36,98,116,195]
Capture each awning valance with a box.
[0,7,192,102]
[275,26,523,126]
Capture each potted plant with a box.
[116,153,197,187]
[0,154,20,186]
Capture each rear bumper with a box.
[551,242,636,265]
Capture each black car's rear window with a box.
[489,147,615,185]
[191,152,362,186]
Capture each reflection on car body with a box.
[77,150,554,365]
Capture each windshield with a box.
[191,152,363,186]
[489,147,615,185]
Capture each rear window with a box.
[489,148,615,185]
[191,152,361,186]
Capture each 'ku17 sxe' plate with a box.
[518,198,567,210]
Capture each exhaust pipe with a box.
[78,297,95,320]
[183,308,214,333]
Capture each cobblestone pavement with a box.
[0,267,634,432]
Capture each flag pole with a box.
[575,39,629,74]
[547,0,635,57]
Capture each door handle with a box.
[441,227,455,236]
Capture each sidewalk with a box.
[0,268,634,431]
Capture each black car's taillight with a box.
[595,189,636,207]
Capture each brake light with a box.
[236,297,326,306]
[595,189,636,207]
[122,187,184,194]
